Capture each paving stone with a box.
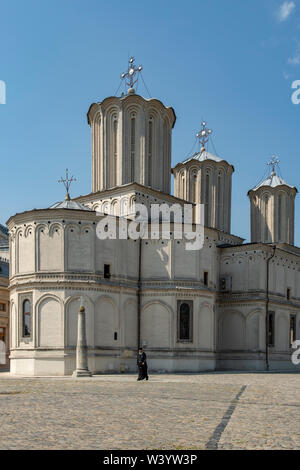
[0,372,299,450]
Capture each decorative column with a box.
[72,297,92,377]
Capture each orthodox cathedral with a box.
[6,59,300,376]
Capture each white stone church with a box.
[7,59,300,376]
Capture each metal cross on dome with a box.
[196,121,213,151]
[121,57,143,90]
[58,169,77,201]
[268,155,280,175]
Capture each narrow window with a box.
[181,173,185,199]
[112,119,118,187]
[268,311,275,347]
[191,172,197,202]
[204,271,209,286]
[114,332,118,341]
[131,117,136,181]
[217,172,223,228]
[287,288,291,300]
[23,300,31,338]
[0,303,6,312]
[278,194,282,241]
[163,120,168,188]
[148,119,153,186]
[104,264,111,279]
[178,301,193,341]
[264,195,269,242]
[290,315,296,347]
[205,173,210,226]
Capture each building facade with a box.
[0,257,9,369]
[6,66,300,376]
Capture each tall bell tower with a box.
[87,57,176,194]
[173,122,234,233]
[248,156,297,245]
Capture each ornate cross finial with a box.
[121,57,143,93]
[58,169,77,201]
[196,121,212,153]
[267,155,280,176]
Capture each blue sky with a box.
[1,0,300,243]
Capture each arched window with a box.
[148,119,153,186]
[264,195,269,241]
[178,300,193,341]
[205,172,210,226]
[278,194,282,241]
[190,171,197,202]
[130,116,136,181]
[163,120,168,189]
[23,299,31,337]
[181,173,185,199]
[217,171,223,228]
[112,118,118,187]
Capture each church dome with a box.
[50,199,93,211]
[250,173,297,192]
[50,169,94,211]
[182,150,225,165]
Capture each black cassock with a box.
[137,352,148,380]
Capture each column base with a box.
[72,369,92,378]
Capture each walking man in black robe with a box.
[137,347,149,381]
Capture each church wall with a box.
[142,240,171,280]
[123,298,138,348]
[141,301,171,349]
[275,311,290,351]
[217,303,266,370]
[65,295,95,347]
[10,236,15,277]
[246,310,264,351]
[198,304,214,349]
[10,301,17,350]
[37,224,63,272]
[268,252,300,300]
[94,296,120,348]
[140,294,215,352]
[0,272,10,370]
[6,210,235,375]
[17,228,35,273]
[220,249,267,293]
[7,208,300,375]
[173,240,197,280]
[37,296,63,347]
[9,282,218,375]
[218,244,300,370]
[95,237,139,279]
[66,224,94,272]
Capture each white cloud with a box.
[288,54,300,64]
[278,1,295,22]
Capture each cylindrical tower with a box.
[172,124,234,233]
[248,161,297,244]
[87,90,176,194]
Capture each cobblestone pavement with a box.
[0,372,299,450]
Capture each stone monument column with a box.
[72,297,92,377]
